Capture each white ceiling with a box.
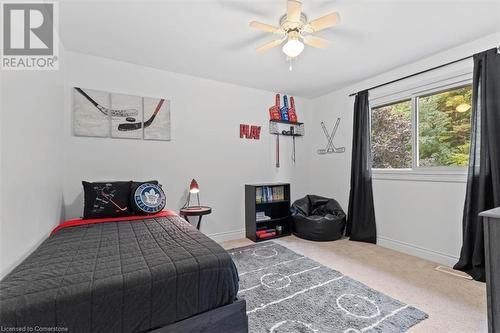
[59,0,500,98]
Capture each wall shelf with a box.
[269,120,304,137]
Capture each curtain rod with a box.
[347,48,499,97]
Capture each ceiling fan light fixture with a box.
[282,38,304,58]
[249,0,341,68]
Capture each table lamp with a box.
[183,179,200,208]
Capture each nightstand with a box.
[180,206,212,230]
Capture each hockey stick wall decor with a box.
[118,99,165,131]
[269,120,304,167]
[73,87,171,140]
[75,87,138,118]
[317,118,345,154]
[276,135,280,168]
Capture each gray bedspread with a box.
[0,215,239,332]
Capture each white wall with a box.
[2,32,497,278]
[307,33,500,266]
[0,66,65,278]
[62,51,311,241]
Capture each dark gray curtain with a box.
[454,48,500,282]
[346,90,377,243]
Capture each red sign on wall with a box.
[240,124,261,140]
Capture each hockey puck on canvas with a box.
[132,183,166,214]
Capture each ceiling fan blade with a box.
[249,21,281,33]
[307,12,340,32]
[256,38,285,53]
[303,35,329,48]
[287,0,302,22]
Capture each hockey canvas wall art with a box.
[143,97,170,141]
[110,93,142,140]
[73,88,110,137]
[73,87,171,141]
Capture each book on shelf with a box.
[256,228,275,235]
[257,232,276,239]
[278,186,285,200]
[271,186,284,201]
[256,211,271,221]
[256,228,276,239]
[256,185,285,203]
[260,186,269,203]
[256,187,263,203]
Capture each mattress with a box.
[0,213,239,333]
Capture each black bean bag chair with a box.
[291,195,346,241]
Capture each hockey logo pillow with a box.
[82,181,133,219]
[132,183,166,214]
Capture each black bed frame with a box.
[149,298,248,333]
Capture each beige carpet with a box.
[220,236,487,333]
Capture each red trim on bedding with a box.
[51,210,178,235]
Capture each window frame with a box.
[369,76,472,182]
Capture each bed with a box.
[0,211,247,333]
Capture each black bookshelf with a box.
[245,183,291,242]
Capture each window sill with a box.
[372,169,467,183]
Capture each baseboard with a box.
[377,235,459,267]
[208,228,246,242]
[207,230,460,266]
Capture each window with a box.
[372,100,412,169]
[418,86,472,167]
[371,84,472,170]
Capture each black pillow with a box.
[131,182,166,214]
[82,181,133,219]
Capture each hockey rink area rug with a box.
[229,242,428,333]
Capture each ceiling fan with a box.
[249,0,340,70]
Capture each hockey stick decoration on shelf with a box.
[276,135,280,168]
[268,93,304,167]
[74,87,138,119]
[270,120,304,167]
[317,118,345,154]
